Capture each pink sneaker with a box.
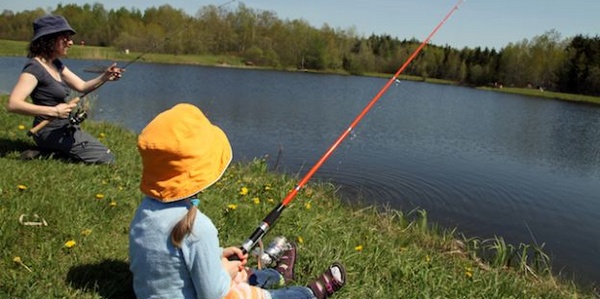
[275,241,296,283]
[308,262,346,299]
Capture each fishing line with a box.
[233,0,466,256]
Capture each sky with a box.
[3,0,599,50]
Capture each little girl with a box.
[129,103,346,299]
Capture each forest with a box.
[1,2,599,96]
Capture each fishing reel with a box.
[68,107,88,125]
[251,236,292,267]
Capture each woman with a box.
[130,103,346,299]
[7,15,123,164]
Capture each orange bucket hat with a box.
[137,103,232,202]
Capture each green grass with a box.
[477,86,600,105]
[1,94,598,298]
[0,39,248,68]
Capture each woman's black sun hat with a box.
[32,15,76,41]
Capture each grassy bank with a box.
[1,95,597,298]
[0,39,249,68]
[2,39,600,106]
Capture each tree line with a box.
[1,2,599,96]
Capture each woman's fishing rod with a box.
[234,0,466,256]
[28,22,191,136]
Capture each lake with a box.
[1,56,599,287]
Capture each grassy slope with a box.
[1,95,596,298]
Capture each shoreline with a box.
[2,38,599,106]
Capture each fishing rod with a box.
[233,0,466,257]
[28,22,191,136]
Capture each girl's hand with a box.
[222,246,248,268]
[221,258,243,279]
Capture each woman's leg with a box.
[35,125,114,164]
[69,128,114,164]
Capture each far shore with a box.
[2,39,599,106]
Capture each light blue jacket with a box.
[129,197,231,299]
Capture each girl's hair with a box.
[27,32,64,59]
[171,199,199,248]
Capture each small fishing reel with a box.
[252,236,292,267]
[69,109,88,125]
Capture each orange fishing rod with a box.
[236,0,466,255]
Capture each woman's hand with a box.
[102,62,124,82]
[54,102,77,118]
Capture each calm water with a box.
[1,57,600,286]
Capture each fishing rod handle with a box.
[27,97,82,136]
[27,119,51,136]
[227,204,286,261]
[227,222,269,261]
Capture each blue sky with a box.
[3,0,599,50]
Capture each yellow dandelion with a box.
[465,267,473,279]
[252,197,260,205]
[227,204,238,210]
[18,185,27,191]
[109,200,117,207]
[239,187,249,196]
[263,184,272,191]
[425,255,431,263]
[99,132,106,138]
[305,202,312,209]
[95,193,105,199]
[64,240,77,248]
[267,198,275,203]
[355,245,363,252]
[297,236,304,244]
[81,229,92,236]
[18,124,26,130]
